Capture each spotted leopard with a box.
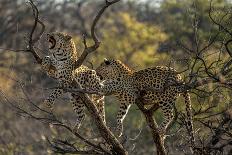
[96,58,194,145]
[41,32,105,128]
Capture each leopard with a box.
[41,32,105,129]
[96,58,194,145]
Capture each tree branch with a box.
[27,0,44,64]
[74,0,120,68]
[71,81,128,155]
[135,94,166,155]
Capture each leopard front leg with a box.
[43,88,64,111]
[42,80,69,111]
[100,79,119,95]
[115,93,135,137]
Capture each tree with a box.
[0,0,232,155]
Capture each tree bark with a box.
[136,98,166,155]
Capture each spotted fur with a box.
[41,32,105,129]
[96,59,194,145]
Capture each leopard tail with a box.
[182,92,195,148]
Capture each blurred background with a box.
[0,0,231,154]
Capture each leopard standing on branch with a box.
[96,58,195,145]
[41,32,105,129]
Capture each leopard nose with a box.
[46,34,50,40]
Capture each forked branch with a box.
[27,0,44,64]
[74,0,120,68]
[0,0,44,63]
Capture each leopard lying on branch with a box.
[96,58,194,146]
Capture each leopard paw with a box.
[41,56,51,71]
[157,128,165,135]
[72,121,81,132]
[41,100,53,112]
[157,127,167,140]
[116,124,123,137]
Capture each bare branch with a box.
[225,39,232,57]
[27,0,44,64]
[74,0,120,68]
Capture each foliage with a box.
[90,12,169,68]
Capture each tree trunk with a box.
[136,98,166,155]
[71,84,127,155]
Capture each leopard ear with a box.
[104,58,110,65]
[65,34,72,41]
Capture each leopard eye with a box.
[104,58,110,65]
[65,35,72,41]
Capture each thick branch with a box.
[71,81,127,155]
[135,95,166,155]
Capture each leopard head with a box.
[47,32,77,60]
[96,58,133,80]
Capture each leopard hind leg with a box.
[158,100,174,136]
[70,93,86,130]
[92,95,105,123]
